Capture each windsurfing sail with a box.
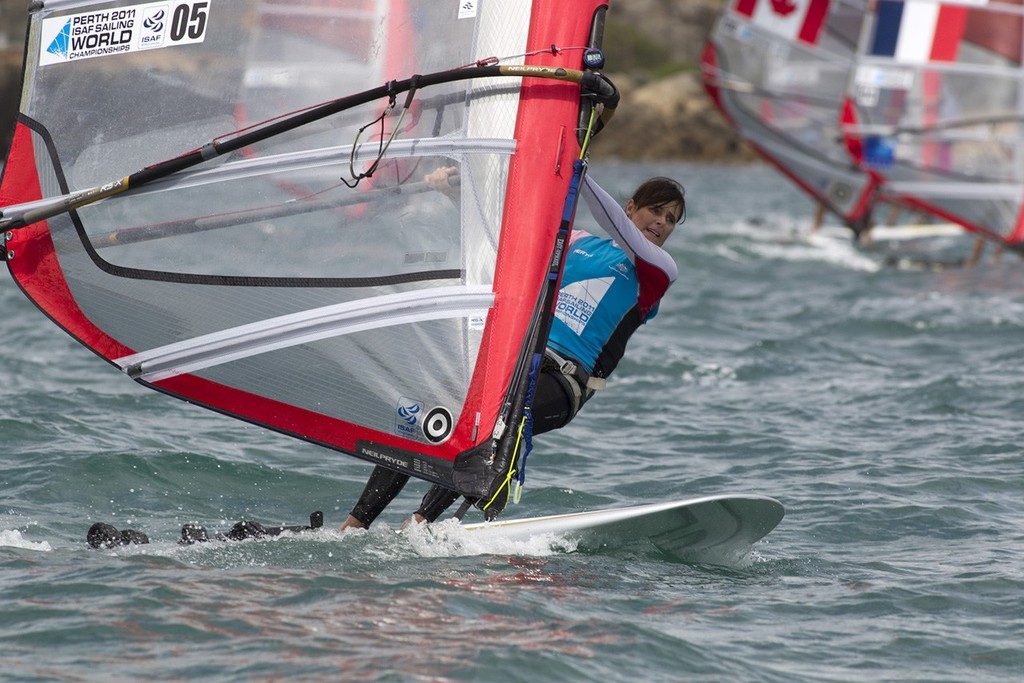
[701,0,887,233]
[0,0,616,516]
[842,0,1024,249]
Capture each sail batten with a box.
[885,181,1024,200]
[118,286,495,382]
[112,138,519,198]
[2,136,520,239]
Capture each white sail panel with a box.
[1,0,612,491]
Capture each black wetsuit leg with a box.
[349,465,411,527]
[530,368,577,434]
[415,485,462,522]
[413,368,579,522]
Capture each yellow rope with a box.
[482,415,528,511]
[578,104,600,160]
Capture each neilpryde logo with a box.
[45,20,73,60]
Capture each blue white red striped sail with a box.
[868,0,972,63]
[843,0,1024,248]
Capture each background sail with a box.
[702,0,884,232]
[842,0,1024,248]
[0,0,608,485]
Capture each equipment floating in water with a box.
[86,511,324,549]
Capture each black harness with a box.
[542,348,599,416]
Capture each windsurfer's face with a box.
[626,200,682,247]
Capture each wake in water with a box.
[0,529,52,552]
[62,523,578,572]
[16,512,761,570]
[696,214,882,272]
[694,212,985,274]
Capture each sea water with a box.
[2,161,1023,682]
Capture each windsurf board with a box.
[461,494,783,562]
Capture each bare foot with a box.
[399,513,427,531]
[339,515,366,531]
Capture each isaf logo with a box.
[396,398,422,438]
[140,8,167,47]
[143,8,166,32]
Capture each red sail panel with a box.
[459,4,602,459]
[0,0,607,486]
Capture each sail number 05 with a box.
[170,1,208,42]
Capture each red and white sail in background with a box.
[732,0,831,45]
[703,0,888,233]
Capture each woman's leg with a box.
[342,465,412,529]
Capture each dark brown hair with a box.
[631,177,686,224]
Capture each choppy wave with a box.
[3,162,1023,682]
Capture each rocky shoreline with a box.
[591,70,757,163]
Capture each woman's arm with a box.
[581,174,677,282]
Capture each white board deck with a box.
[868,223,964,241]
[462,494,784,562]
[816,223,964,243]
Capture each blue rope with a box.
[516,352,542,486]
[514,158,586,489]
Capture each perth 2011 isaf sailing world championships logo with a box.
[40,1,210,66]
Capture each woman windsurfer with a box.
[341,168,685,529]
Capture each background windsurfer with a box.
[341,170,686,530]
